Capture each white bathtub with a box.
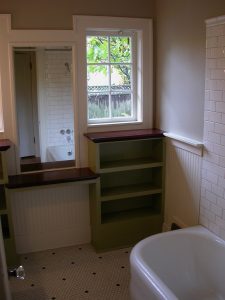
[46,145,75,162]
[130,226,225,300]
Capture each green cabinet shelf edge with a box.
[101,185,162,201]
[100,159,164,173]
[0,147,19,267]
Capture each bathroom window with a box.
[76,15,153,128]
[86,32,137,123]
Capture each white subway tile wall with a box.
[200,20,225,237]
[44,51,74,147]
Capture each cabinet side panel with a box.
[88,141,99,172]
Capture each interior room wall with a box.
[155,0,225,230]
[155,0,225,141]
[0,0,154,29]
[0,2,155,252]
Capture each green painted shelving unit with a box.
[0,140,19,267]
[85,129,165,251]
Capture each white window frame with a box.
[74,16,153,131]
[86,30,137,124]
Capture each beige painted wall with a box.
[155,0,225,141]
[0,0,154,29]
[2,0,225,140]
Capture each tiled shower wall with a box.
[200,17,225,239]
[43,50,74,147]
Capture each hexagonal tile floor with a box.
[10,244,131,300]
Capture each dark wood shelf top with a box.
[84,129,164,143]
[0,139,12,151]
[7,167,99,189]
[20,160,75,172]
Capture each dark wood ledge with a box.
[0,139,12,151]
[84,129,164,143]
[7,168,99,189]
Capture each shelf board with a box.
[101,207,161,223]
[100,158,163,173]
[101,184,162,201]
[0,139,11,151]
[7,168,99,189]
[84,129,164,143]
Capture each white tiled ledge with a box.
[205,15,225,27]
[164,132,203,156]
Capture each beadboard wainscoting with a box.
[8,183,90,254]
[163,135,203,231]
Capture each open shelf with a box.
[1,214,10,239]
[100,158,163,173]
[0,138,19,267]
[100,167,163,201]
[0,154,3,181]
[101,183,162,201]
[0,185,6,210]
[85,129,165,250]
[99,138,163,172]
[102,207,161,223]
[101,194,162,224]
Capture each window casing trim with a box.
[74,15,153,132]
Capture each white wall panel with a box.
[164,139,202,231]
[9,183,90,253]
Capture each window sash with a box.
[86,31,137,124]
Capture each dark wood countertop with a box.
[7,167,99,189]
[84,129,164,143]
[0,139,12,151]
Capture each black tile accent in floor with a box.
[10,244,131,300]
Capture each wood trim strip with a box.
[7,167,99,189]
[0,139,11,151]
[84,129,164,143]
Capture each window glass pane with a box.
[111,93,132,117]
[111,65,131,91]
[86,32,137,123]
[87,65,109,93]
[86,36,108,63]
[88,93,109,119]
[110,36,131,63]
